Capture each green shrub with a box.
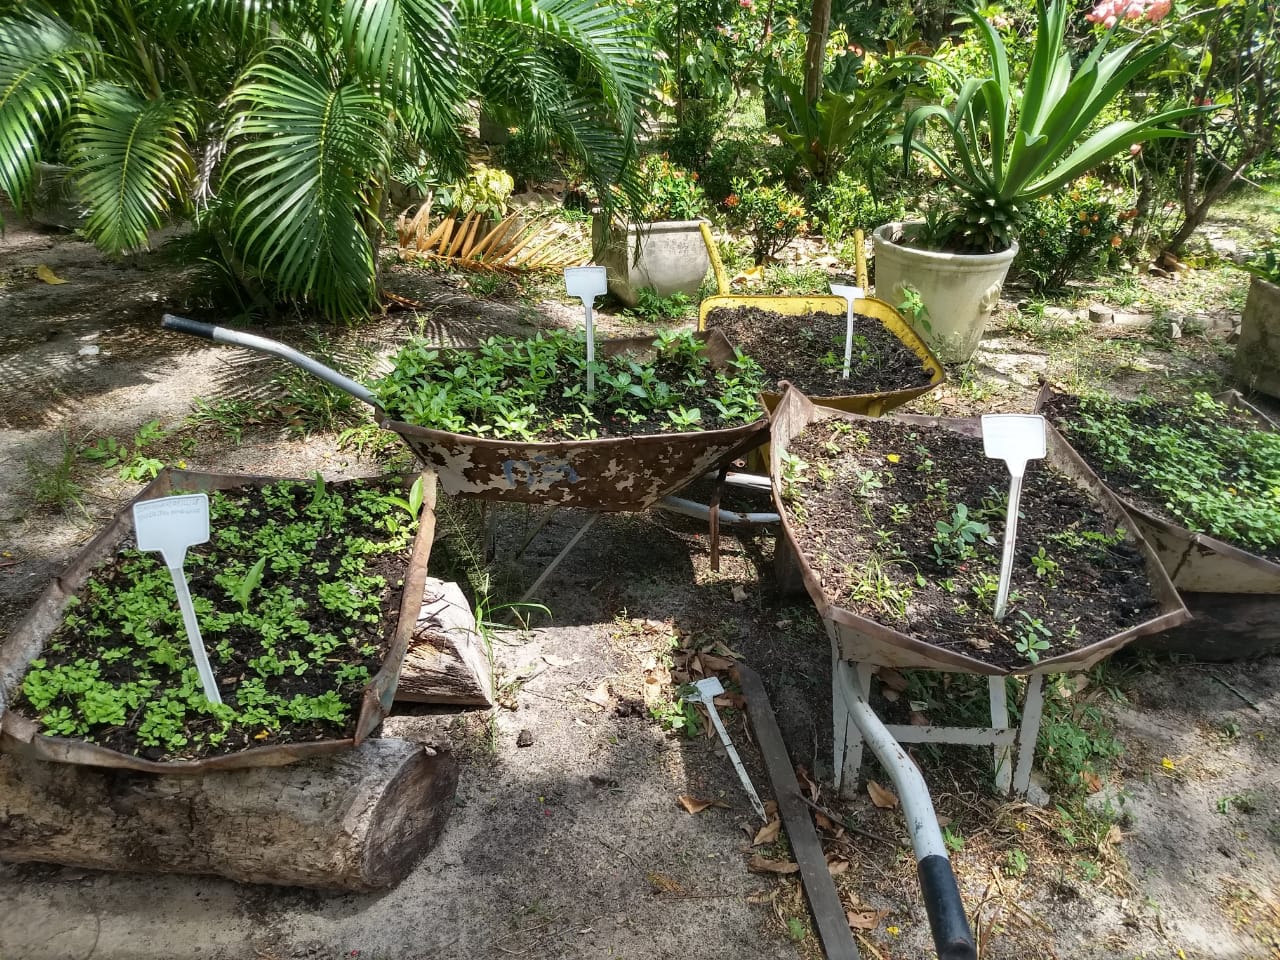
[806,172,906,243]
[1011,178,1132,293]
[664,98,728,171]
[699,138,798,206]
[1243,230,1280,284]
[724,176,809,263]
[499,129,557,192]
[634,155,708,222]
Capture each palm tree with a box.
[0,0,653,319]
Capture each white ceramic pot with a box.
[872,221,1018,364]
[1235,277,1280,399]
[591,217,711,307]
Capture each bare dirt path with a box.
[1,218,1277,960]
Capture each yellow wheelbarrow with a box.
[696,223,944,417]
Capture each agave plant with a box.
[894,0,1215,253]
[0,0,653,320]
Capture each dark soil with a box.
[781,417,1161,669]
[11,479,414,760]
[703,306,934,396]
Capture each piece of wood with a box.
[396,578,493,706]
[0,738,458,891]
[738,664,861,960]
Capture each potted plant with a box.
[874,0,1213,363]
[592,155,712,307]
[1235,232,1280,398]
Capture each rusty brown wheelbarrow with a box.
[1036,384,1280,660]
[0,469,438,774]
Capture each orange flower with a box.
[725,194,739,207]
[1110,235,1122,247]
[690,171,699,181]
[1081,226,1092,236]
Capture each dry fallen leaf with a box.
[700,653,736,672]
[36,264,67,284]
[909,711,930,726]
[868,780,900,810]
[731,585,749,603]
[748,855,800,875]
[584,682,612,710]
[881,688,901,703]
[764,799,779,819]
[878,667,910,692]
[753,819,782,846]
[847,908,886,930]
[647,872,685,894]
[797,765,820,802]
[827,857,850,877]
[678,795,713,814]
[1081,770,1103,793]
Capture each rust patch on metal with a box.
[380,331,769,511]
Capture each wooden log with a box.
[396,578,493,706]
[0,738,458,891]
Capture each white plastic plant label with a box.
[564,266,608,397]
[980,415,1047,623]
[829,283,865,380]
[981,414,1046,479]
[133,493,222,704]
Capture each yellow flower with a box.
[887,926,901,936]
[1161,757,1176,770]
[177,459,188,469]
[887,453,901,463]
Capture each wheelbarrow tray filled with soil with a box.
[769,388,1188,675]
[699,293,944,415]
[0,468,436,774]
[378,329,769,511]
[1037,384,1280,659]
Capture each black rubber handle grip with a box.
[161,314,218,340]
[918,854,977,960]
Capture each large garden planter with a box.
[1234,276,1280,399]
[1038,386,1280,660]
[591,216,711,307]
[380,331,768,510]
[770,387,1187,676]
[872,221,1018,365]
[0,469,437,773]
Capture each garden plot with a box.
[1,217,1279,960]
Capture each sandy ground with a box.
[1,218,1278,960]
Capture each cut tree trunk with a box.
[803,0,832,104]
[397,578,493,706]
[0,738,458,891]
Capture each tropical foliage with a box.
[0,0,653,319]
[894,0,1214,253]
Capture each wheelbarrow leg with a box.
[519,512,598,604]
[989,676,1012,794]
[1012,673,1046,795]
[831,650,873,798]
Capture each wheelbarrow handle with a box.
[161,314,379,409]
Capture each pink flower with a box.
[1129,143,1143,155]
[739,0,753,7]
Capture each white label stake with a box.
[564,266,608,399]
[689,677,768,822]
[133,493,222,704]
[981,415,1047,622]
[830,284,865,380]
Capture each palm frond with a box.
[224,41,393,320]
[0,10,96,218]
[68,82,194,252]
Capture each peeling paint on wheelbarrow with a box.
[379,331,769,511]
[0,468,438,774]
[769,387,1189,676]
